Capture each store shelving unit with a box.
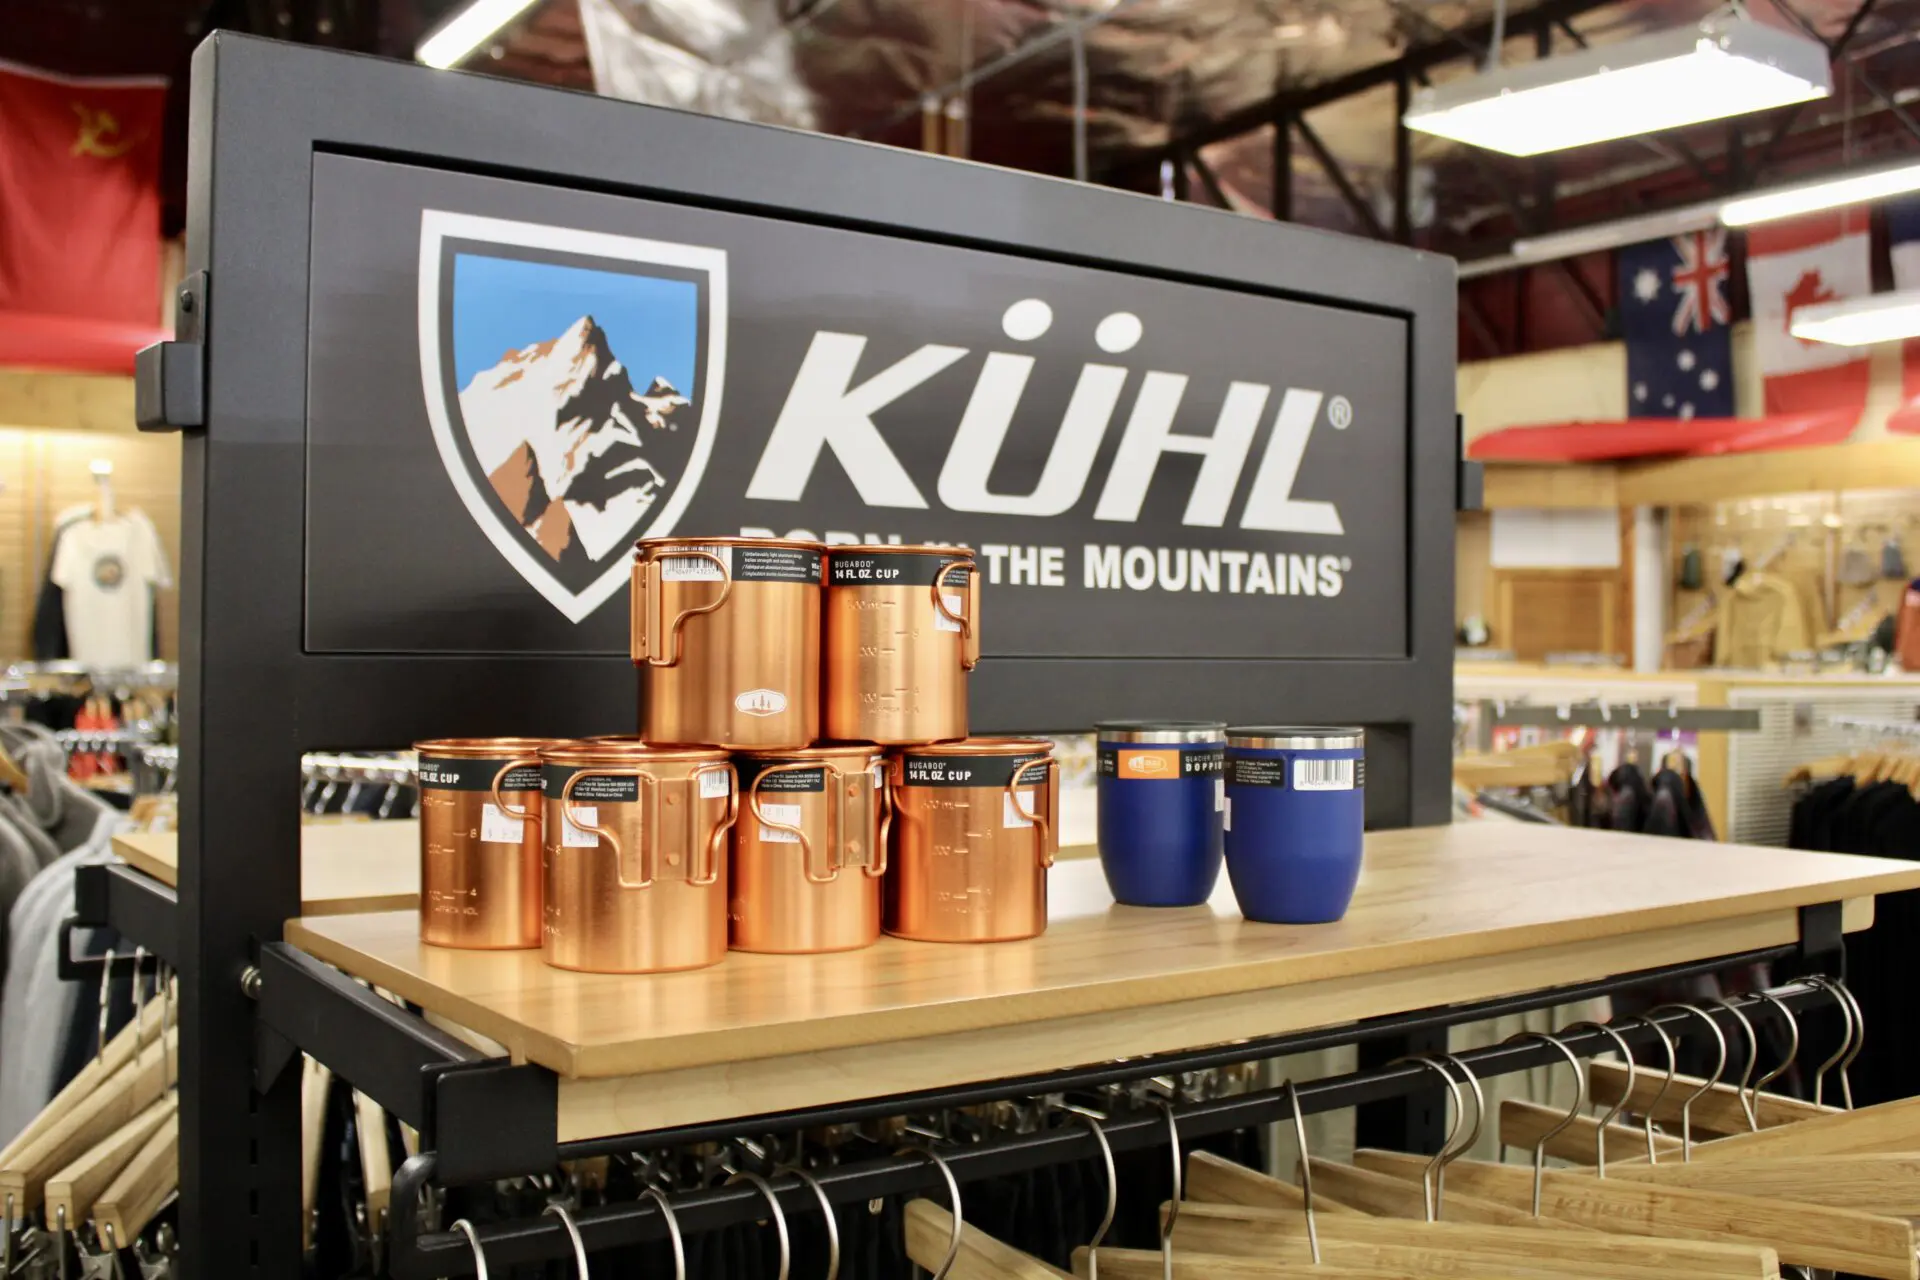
[93,31,1920,1280]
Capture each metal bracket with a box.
[54,918,165,983]
[1456,413,1484,512]
[429,1059,558,1185]
[68,862,179,970]
[1797,900,1845,976]
[134,270,207,431]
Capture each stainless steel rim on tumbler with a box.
[1097,720,1227,745]
[1227,727,1365,750]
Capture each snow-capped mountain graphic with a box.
[458,315,694,566]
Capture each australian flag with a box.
[1620,230,1736,420]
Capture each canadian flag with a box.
[1889,198,1920,436]
[1744,209,1872,423]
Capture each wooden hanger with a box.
[1604,1154,1920,1214]
[0,1026,176,1215]
[1351,1149,1913,1278]
[354,1089,392,1250]
[1186,1151,1361,1215]
[906,1201,1071,1279]
[1612,1092,1920,1165]
[0,747,29,795]
[1498,1099,1681,1165]
[0,991,169,1171]
[41,1094,175,1233]
[92,1112,177,1251]
[1074,1248,1482,1279]
[302,1059,333,1253]
[1584,1059,1836,1135]
[1298,1157,1592,1232]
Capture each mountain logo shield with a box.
[418,211,728,622]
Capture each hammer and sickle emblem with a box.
[71,103,143,159]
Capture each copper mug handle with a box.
[931,557,980,671]
[634,550,733,668]
[561,768,661,889]
[748,763,839,884]
[686,762,738,888]
[867,757,892,880]
[488,756,540,824]
[1008,758,1055,869]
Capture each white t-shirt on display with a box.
[51,511,171,667]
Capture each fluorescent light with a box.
[1789,289,1920,347]
[417,0,541,69]
[1721,159,1920,226]
[1508,201,1720,264]
[1404,15,1830,157]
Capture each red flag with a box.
[0,59,167,371]
[1743,210,1872,423]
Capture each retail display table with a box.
[113,821,420,916]
[283,824,1920,1142]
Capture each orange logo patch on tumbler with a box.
[1119,749,1179,779]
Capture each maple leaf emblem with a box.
[1784,269,1840,345]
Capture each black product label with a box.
[1097,745,1225,779]
[1228,757,1289,788]
[541,765,640,803]
[900,753,1051,788]
[659,544,822,584]
[417,757,542,792]
[827,552,974,588]
[739,759,828,792]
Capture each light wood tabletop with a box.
[285,824,1920,1141]
[114,822,420,916]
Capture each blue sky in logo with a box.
[452,252,699,395]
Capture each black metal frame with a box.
[136,31,1462,1277]
[383,975,1843,1278]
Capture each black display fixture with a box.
[133,30,1473,1275]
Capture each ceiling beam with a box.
[1294,114,1388,239]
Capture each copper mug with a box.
[885,738,1058,943]
[631,536,822,749]
[539,739,737,974]
[414,737,547,949]
[732,746,891,954]
[824,545,979,745]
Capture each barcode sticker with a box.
[660,545,731,581]
[699,769,733,799]
[933,593,965,633]
[479,803,524,844]
[1223,796,1231,831]
[757,802,803,843]
[562,806,600,848]
[1004,790,1036,829]
[1293,758,1356,791]
[1215,778,1225,812]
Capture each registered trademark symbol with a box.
[1328,396,1353,429]
[1340,558,1352,571]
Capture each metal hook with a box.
[450,1219,489,1280]
[1285,1081,1321,1265]
[542,1204,590,1279]
[1153,1099,1182,1280]
[1749,991,1802,1106]
[1560,1020,1635,1177]
[1432,1053,1488,1202]
[1802,977,1862,1110]
[95,947,115,1065]
[1799,978,1856,1110]
[639,1189,687,1280]
[895,1146,962,1280]
[1706,998,1761,1131]
[1392,1056,1465,1222]
[774,1165,840,1280]
[1648,1004,1728,1160]
[725,1172,791,1280]
[1617,1015,1677,1164]
[1502,1032,1586,1216]
[1057,1108,1117,1280]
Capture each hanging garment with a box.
[1607,762,1651,833]
[1679,544,1704,591]
[1885,537,1909,580]
[50,507,171,668]
[1839,542,1879,587]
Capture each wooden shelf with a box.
[114,822,420,916]
[285,824,1920,1142]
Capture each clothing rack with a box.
[1830,715,1920,739]
[1467,699,1761,755]
[4,662,178,690]
[388,976,1838,1277]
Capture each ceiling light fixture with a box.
[417,0,541,70]
[1403,14,1831,157]
[1721,158,1920,226]
[1788,289,1920,347]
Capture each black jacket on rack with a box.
[1787,778,1920,1110]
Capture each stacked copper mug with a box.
[415,536,1058,973]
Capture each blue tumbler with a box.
[1223,727,1365,924]
[1095,721,1226,907]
